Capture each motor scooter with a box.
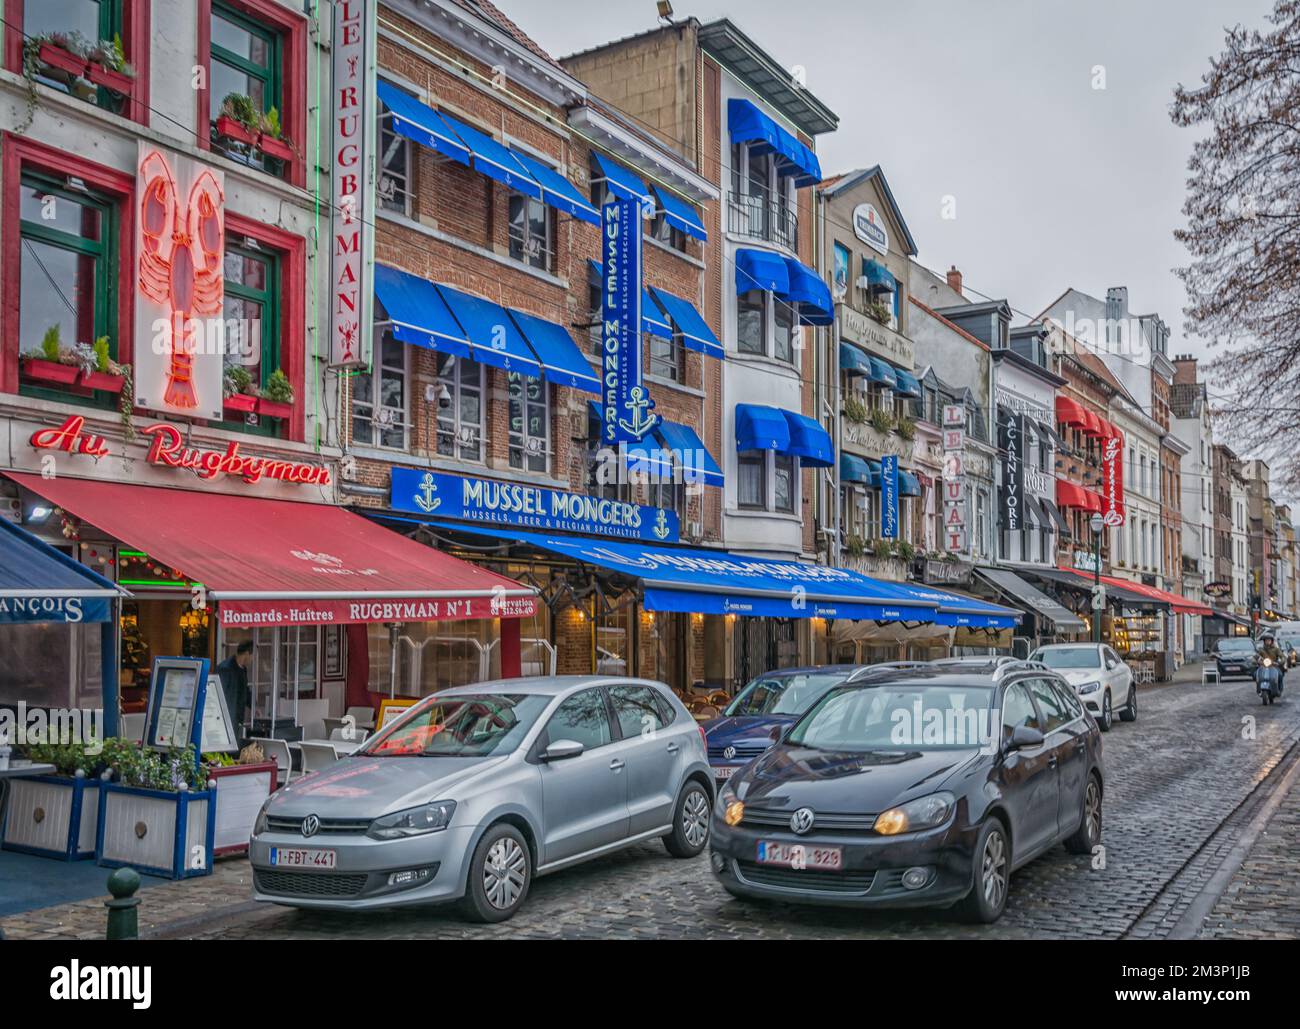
[1255,656,1283,705]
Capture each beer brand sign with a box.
[1101,430,1125,526]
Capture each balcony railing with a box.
[727,191,798,250]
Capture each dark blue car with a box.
[702,666,864,787]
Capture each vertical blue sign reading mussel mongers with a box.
[601,196,657,445]
[881,454,899,539]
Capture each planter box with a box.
[77,369,125,393]
[223,392,258,414]
[84,62,132,94]
[214,115,257,147]
[258,134,294,162]
[255,397,293,420]
[37,43,87,79]
[21,358,80,386]
[96,783,215,880]
[1,774,100,860]
[209,762,276,857]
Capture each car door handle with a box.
[665,742,680,754]
[609,759,625,772]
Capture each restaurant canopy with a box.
[6,475,536,628]
[0,516,120,624]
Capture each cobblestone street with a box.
[6,664,1298,941]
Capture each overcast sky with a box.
[515,0,1276,362]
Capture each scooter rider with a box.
[1258,632,1286,692]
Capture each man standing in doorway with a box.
[217,641,254,744]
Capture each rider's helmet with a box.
[1261,631,1275,643]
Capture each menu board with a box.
[145,658,209,752]
[200,675,238,753]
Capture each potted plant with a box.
[77,336,126,393]
[1,735,103,860]
[215,92,259,147]
[21,326,81,385]
[897,540,917,562]
[255,368,295,419]
[843,395,868,424]
[256,106,294,162]
[95,739,216,880]
[222,365,258,413]
[844,534,866,558]
[872,538,894,559]
[895,415,917,441]
[30,32,88,80]
[83,34,134,94]
[204,746,278,857]
[867,299,894,325]
[869,406,894,435]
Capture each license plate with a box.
[756,840,843,871]
[714,765,737,780]
[270,847,336,869]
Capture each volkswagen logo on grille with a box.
[722,745,737,760]
[301,814,320,838]
[790,807,815,835]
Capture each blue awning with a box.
[437,110,541,198]
[839,453,876,486]
[888,582,1021,629]
[656,419,724,488]
[840,343,873,377]
[736,403,791,452]
[508,149,599,225]
[648,287,723,360]
[587,401,674,478]
[591,153,653,213]
[899,471,922,497]
[867,356,898,389]
[424,522,941,623]
[507,309,600,394]
[587,259,671,337]
[735,248,790,294]
[374,263,471,358]
[862,259,896,292]
[783,257,833,326]
[435,284,542,377]
[376,80,471,166]
[782,410,833,467]
[893,368,922,398]
[0,517,118,623]
[651,184,707,241]
[727,98,822,187]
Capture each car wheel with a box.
[1119,685,1137,722]
[1064,774,1103,854]
[1096,690,1113,731]
[459,823,530,923]
[663,781,712,858]
[958,818,1010,924]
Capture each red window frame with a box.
[224,211,308,442]
[196,0,308,189]
[1,133,135,396]
[2,0,151,125]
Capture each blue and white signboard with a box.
[881,455,899,539]
[391,468,680,543]
[601,196,658,445]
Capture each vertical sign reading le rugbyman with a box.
[328,0,377,369]
[601,197,658,446]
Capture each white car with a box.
[1028,642,1135,731]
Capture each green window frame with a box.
[18,171,118,407]
[25,0,125,112]
[223,239,281,436]
[210,2,281,118]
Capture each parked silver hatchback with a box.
[248,676,714,921]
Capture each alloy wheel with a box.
[483,836,527,910]
[981,829,1007,910]
[1084,779,1101,842]
[683,788,710,848]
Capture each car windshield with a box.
[724,672,849,716]
[787,684,996,751]
[1032,646,1101,669]
[360,693,551,757]
[1218,640,1255,654]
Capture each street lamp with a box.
[1090,513,1105,643]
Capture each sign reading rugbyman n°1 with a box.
[601,196,658,445]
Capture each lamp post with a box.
[1090,513,1105,643]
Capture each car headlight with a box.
[1077,680,1102,694]
[717,784,744,826]
[874,792,955,835]
[253,803,269,836]
[366,800,457,840]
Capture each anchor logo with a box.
[617,386,659,440]
[414,472,441,514]
[653,509,671,540]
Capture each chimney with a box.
[1173,354,1198,385]
[946,265,963,296]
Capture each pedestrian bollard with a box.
[105,867,141,941]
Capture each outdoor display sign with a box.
[1001,409,1025,533]
[1102,428,1126,526]
[328,0,377,368]
[390,468,680,543]
[144,657,210,752]
[881,455,899,539]
[600,196,658,446]
[199,675,238,754]
[135,143,225,421]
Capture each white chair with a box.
[120,713,145,744]
[297,741,339,773]
[323,717,349,738]
[346,706,376,730]
[329,727,368,743]
[251,736,295,787]
[299,719,327,741]
[1201,663,1221,685]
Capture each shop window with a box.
[16,172,118,407]
[350,330,408,450]
[737,289,764,355]
[435,353,483,462]
[735,288,796,365]
[508,371,549,473]
[221,237,281,436]
[377,101,412,216]
[773,298,795,363]
[649,210,687,252]
[774,453,795,513]
[649,330,684,382]
[16,0,142,120]
[508,190,551,271]
[738,451,766,509]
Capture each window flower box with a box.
[1,773,101,861]
[36,42,88,79]
[209,762,276,857]
[223,392,259,415]
[77,368,125,393]
[258,134,293,162]
[21,357,81,386]
[96,782,215,880]
[255,397,293,421]
[84,61,132,94]
[214,115,257,147]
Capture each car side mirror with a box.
[769,724,785,744]
[1007,726,1045,751]
[541,739,584,762]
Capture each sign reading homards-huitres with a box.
[390,468,679,543]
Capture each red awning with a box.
[1056,396,1089,428]
[1067,569,1213,617]
[1056,480,1103,513]
[7,474,536,627]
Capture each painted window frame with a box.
[507,190,552,272]
[377,100,413,217]
[350,329,410,451]
[436,354,485,463]
[507,371,550,474]
[221,234,280,437]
